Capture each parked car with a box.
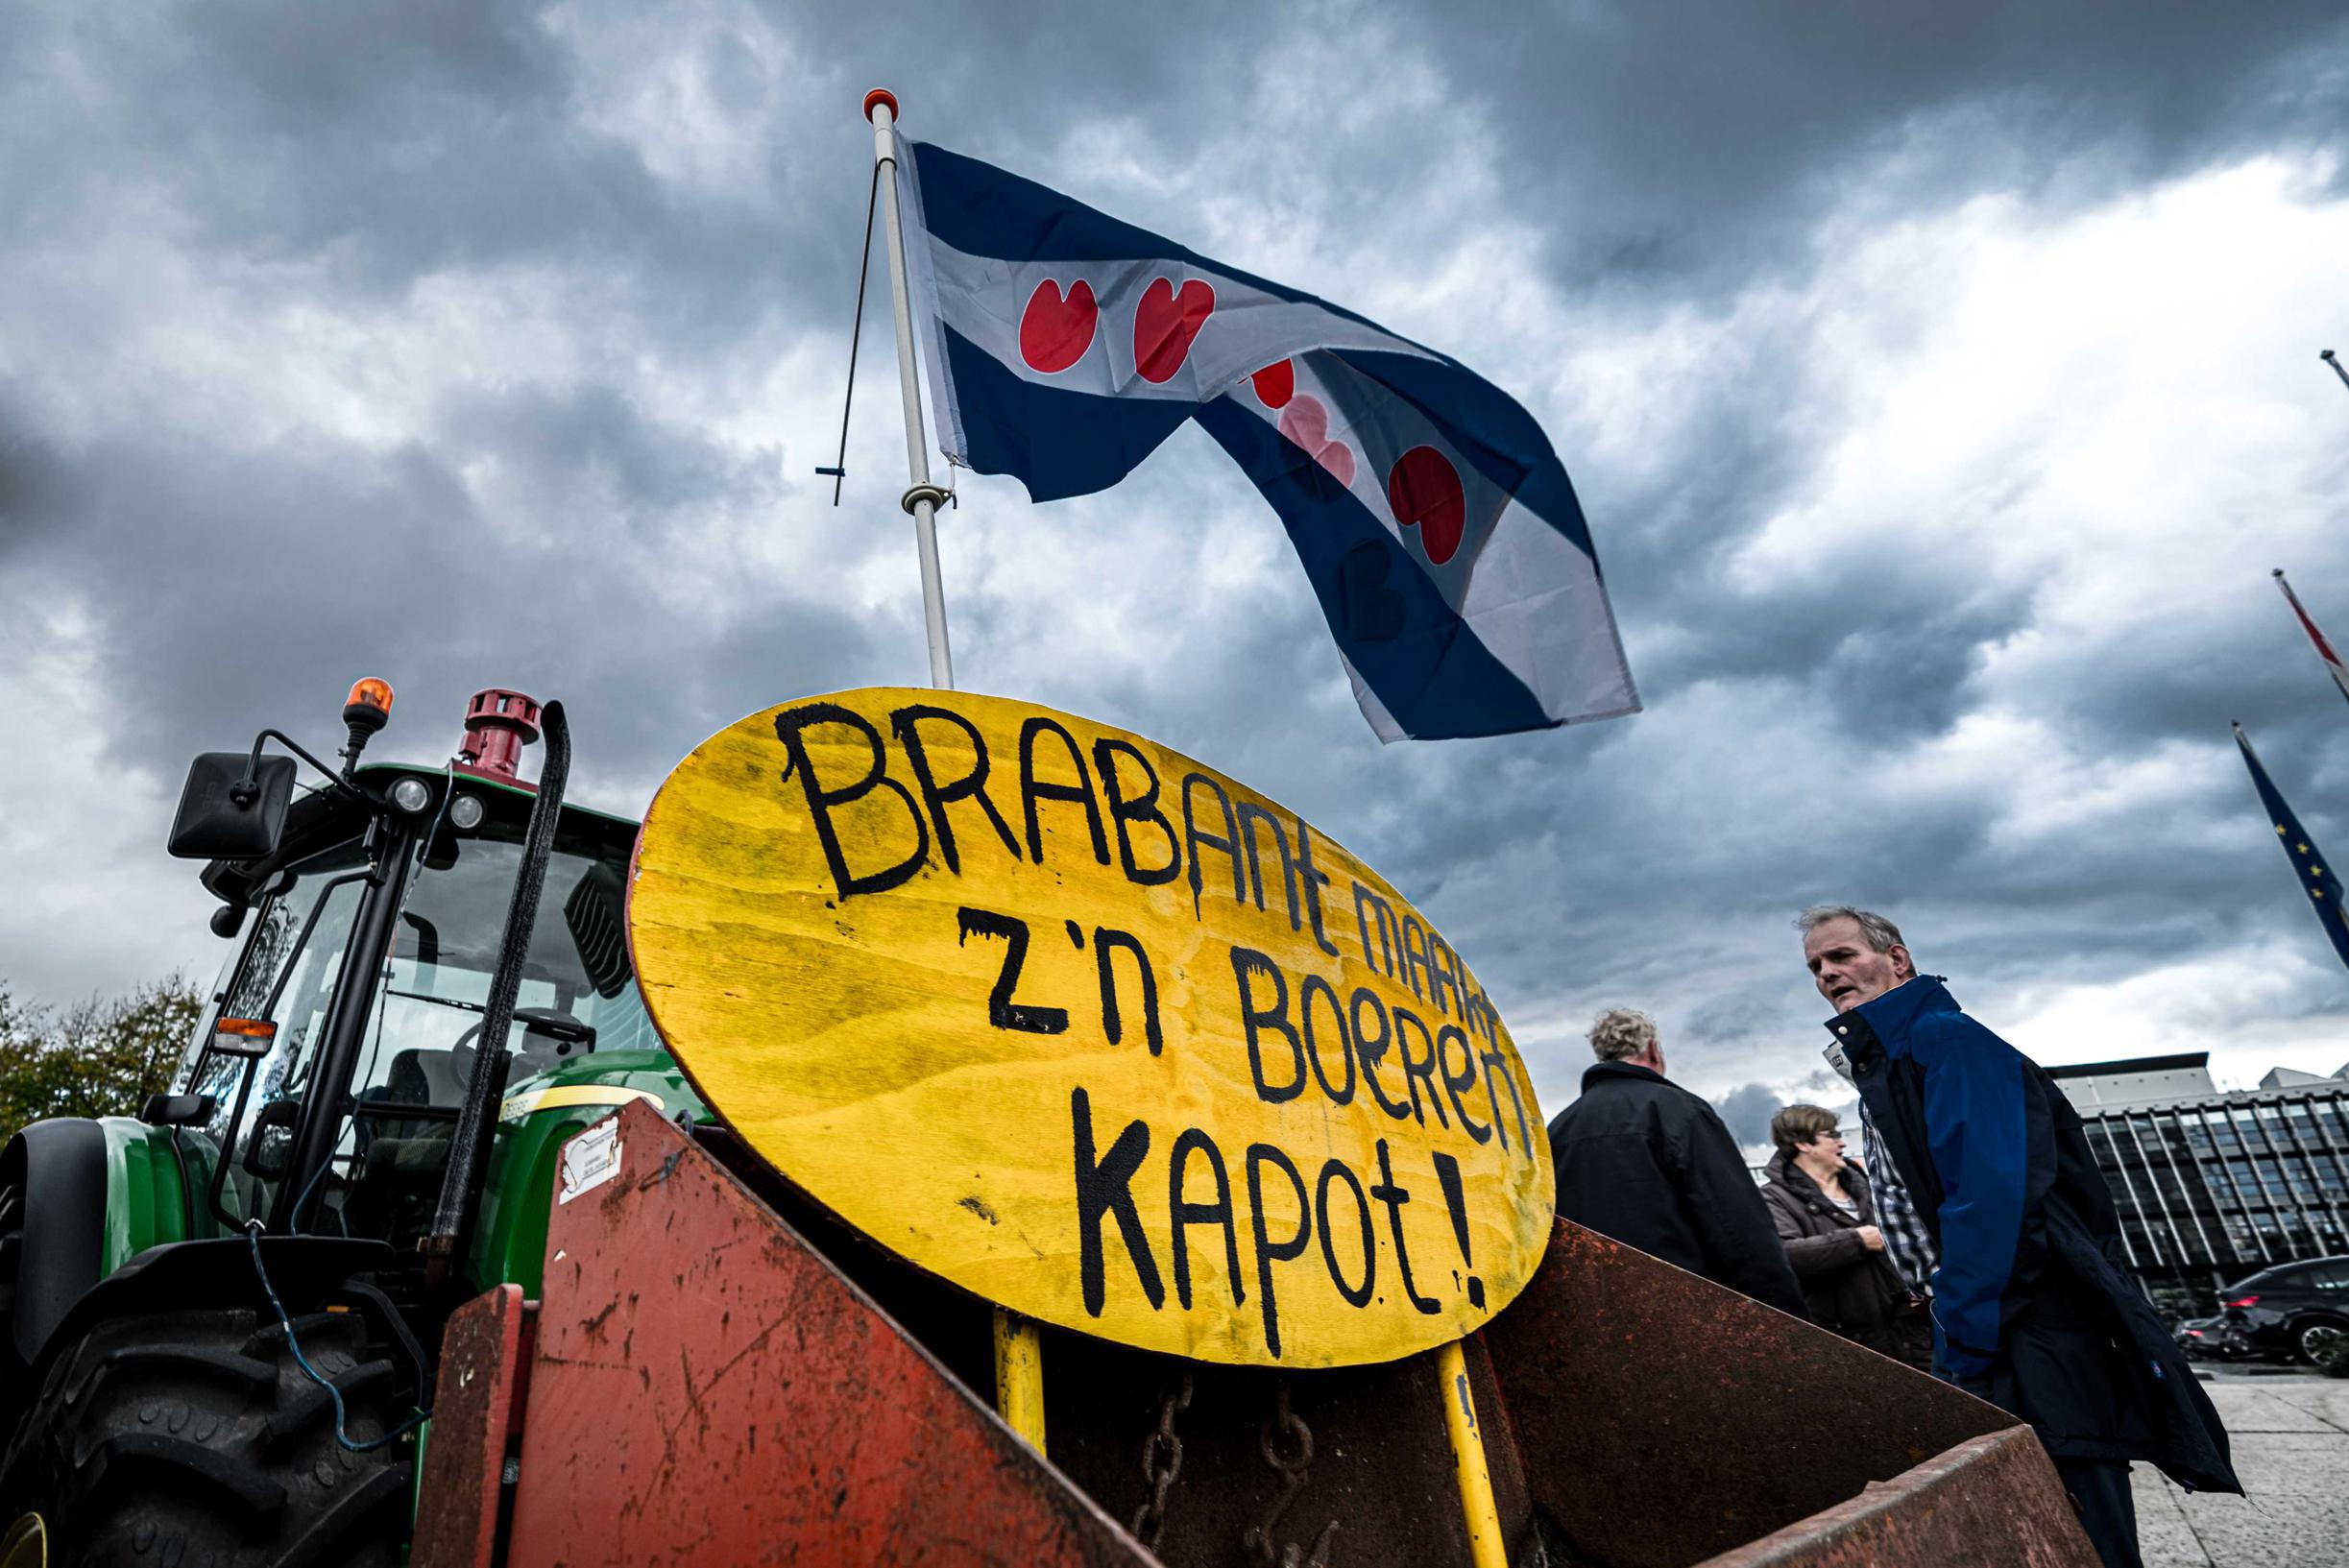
[2217,1255,2349,1364]
[2174,1314,2251,1362]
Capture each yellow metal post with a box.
[993,1306,1047,1452]
[1437,1339,1508,1568]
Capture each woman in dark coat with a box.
[1760,1105,1931,1368]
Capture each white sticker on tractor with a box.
[558,1119,623,1205]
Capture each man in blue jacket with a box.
[1799,906,2238,1568]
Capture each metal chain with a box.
[1246,1382,1337,1568]
[1130,1369,1194,1550]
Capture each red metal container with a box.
[415,1103,2097,1567]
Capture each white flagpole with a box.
[865,93,1047,1444]
[864,88,955,691]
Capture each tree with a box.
[0,976,204,1139]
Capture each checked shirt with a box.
[1857,1098,1938,1296]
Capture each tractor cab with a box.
[156,684,693,1262]
[176,729,666,1255]
[0,681,701,1568]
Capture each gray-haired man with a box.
[1809,929,1939,1297]
[1798,905,2238,1568]
[1547,1007,1808,1318]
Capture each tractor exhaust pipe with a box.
[454,688,544,789]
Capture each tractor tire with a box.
[0,1306,413,1567]
[0,1169,26,1443]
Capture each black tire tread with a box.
[274,1465,412,1568]
[0,1306,414,1566]
[264,1359,396,1448]
[91,1343,278,1400]
[71,1432,287,1523]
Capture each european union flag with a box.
[2234,722,2349,971]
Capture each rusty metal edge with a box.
[412,1283,530,1568]
[1691,1426,2098,1568]
[1487,1218,2022,1566]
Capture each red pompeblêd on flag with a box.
[2274,569,2349,709]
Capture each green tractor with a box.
[0,681,702,1566]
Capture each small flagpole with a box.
[864,88,955,691]
[2273,568,2349,711]
[2323,350,2349,396]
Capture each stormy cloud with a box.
[5,0,2349,1119]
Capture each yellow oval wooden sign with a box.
[627,689,1552,1367]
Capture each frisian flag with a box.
[891,137,1638,742]
[2273,569,2349,710]
[2233,722,2349,972]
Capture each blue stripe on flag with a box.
[1341,349,1598,561]
[910,141,1394,339]
[1194,398,1550,739]
[943,326,1197,502]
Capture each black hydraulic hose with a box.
[245,1222,428,1451]
[424,701,569,1283]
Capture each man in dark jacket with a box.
[1800,905,2239,1568]
[1548,1007,1808,1319]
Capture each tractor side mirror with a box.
[141,1093,217,1128]
[170,753,297,860]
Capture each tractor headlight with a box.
[390,777,433,814]
[448,793,487,830]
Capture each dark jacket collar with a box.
[1822,975,1958,1059]
[1854,974,1959,1043]
[1581,1059,1667,1093]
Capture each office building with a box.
[2047,1052,2349,1311]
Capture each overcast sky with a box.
[5,1,2349,1145]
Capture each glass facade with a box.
[2079,1088,2349,1311]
